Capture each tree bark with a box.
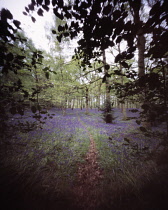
[85,87,89,114]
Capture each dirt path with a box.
[73,131,103,209]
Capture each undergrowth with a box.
[0,109,168,210]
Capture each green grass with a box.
[0,126,91,209]
[1,114,168,210]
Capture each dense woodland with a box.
[0,0,168,210]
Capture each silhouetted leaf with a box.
[57,34,62,42]
[124,138,130,143]
[31,16,36,22]
[37,8,43,16]
[37,0,43,5]
[58,25,64,32]
[13,20,21,29]
[23,12,28,16]
[105,64,110,70]
[31,106,37,113]
[10,107,17,115]
[17,106,24,116]
[1,9,13,20]
[22,90,29,98]
[149,2,160,16]
[140,126,147,132]
[115,54,122,63]
[136,120,141,125]
[45,0,50,6]
[42,5,49,12]
[33,115,42,119]
[113,10,121,20]
[28,3,35,11]
[52,30,56,34]
[103,4,112,16]
[116,36,122,44]
[126,53,134,59]
[121,61,129,68]
[6,53,14,61]
[25,7,29,13]
[102,75,106,83]
[141,104,149,111]
[45,72,49,79]
[64,32,69,37]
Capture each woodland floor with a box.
[72,131,103,209]
[0,108,168,210]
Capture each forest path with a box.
[72,116,104,209]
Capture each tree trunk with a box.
[137,34,145,77]
[85,87,89,114]
[103,50,111,107]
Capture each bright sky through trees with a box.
[0,0,54,51]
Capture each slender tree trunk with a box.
[137,34,145,77]
[86,87,89,114]
[119,45,127,120]
[103,50,111,105]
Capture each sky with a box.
[0,0,54,51]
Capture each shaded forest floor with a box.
[0,108,168,210]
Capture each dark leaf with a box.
[140,126,147,132]
[1,9,13,20]
[52,30,56,34]
[45,72,49,79]
[126,53,134,59]
[105,64,110,70]
[25,7,29,13]
[43,67,50,71]
[42,5,49,11]
[113,10,121,20]
[149,2,160,16]
[13,20,21,29]
[37,0,43,5]
[33,115,42,119]
[17,55,25,59]
[45,0,50,6]
[23,12,28,16]
[58,25,64,32]
[28,3,35,11]
[58,0,63,8]
[31,106,37,113]
[41,111,48,114]
[37,8,44,16]
[31,16,36,22]
[6,53,14,61]
[52,0,56,6]
[29,98,36,102]
[57,34,62,42]
[115,53,122,63]
[116,36,122,44]
[103,4,112,16]
[124,138,130,143]
[136,120,141,125]
[141,104,149,111]
[142,146,149,150]
[22,90,29,98]
[64,32,69,37]
[121,61,129,68]
[17,106,24,116]
[10,107,17,115]
[102,75,106,83]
